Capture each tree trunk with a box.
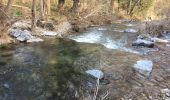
[72,0,79,12]
[21,0,26,3]
[128,0,141,15]
[31,0,36,32]
[46,0,51,15]
[58,0,65,12]
[40,0,50,20]
[4,0,13,14]
[110,0,114,13]
[127,0,132,15]
[40,0,45,20]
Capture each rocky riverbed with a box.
[0,21,170,100]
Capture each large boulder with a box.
[133,60,153,76]
[132,38,154,48]
[10,29,43,43]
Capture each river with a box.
[0,22,147,99]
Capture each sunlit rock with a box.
[86,69,104,79]
[98,27,107,31]
[3,83,10,89]
[132,38,154,48]
[10,29,43,43]
[27,38,44,43]
[133,60,153,76]
[43,31,58,36]
[124,28,138,33]
[151,38,169,43]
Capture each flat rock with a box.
[132,38,154,48]
[27,38,44,43]
[86,69,104,79]
[124,28,138,33]
[133,60,153,76]
[10,29,43,43]
[43,31,58,36]
[151,38,169,43]
[16,37,25,42]
[98,28,107,31]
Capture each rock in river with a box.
[86,69,104,79]
[133,60,153,76]
[132,38,154,48]
[124,28,138,33]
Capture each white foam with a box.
[70,30,140,54]
[70,31,102,43]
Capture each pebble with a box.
[3,83,9,89]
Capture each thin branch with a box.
[0,8,10,19]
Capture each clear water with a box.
[0,23,143,100]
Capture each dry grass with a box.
[139,18,170,37]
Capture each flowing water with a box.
[0,22,144,100]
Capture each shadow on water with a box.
[0,38,88,100]
[41,38,84,100]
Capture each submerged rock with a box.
[124,28,138,33]
[133,60,153,76]
[132,38,154,48]
[86,69,104,79]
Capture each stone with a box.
[151,38,169,43]
[124,28,138,33]
[161,89,170,94]
[125,24,134,27]
[10,29,43,43]
[43,31,58,36]
[132,38,154,48]
[86,69,104,79]
[10,29,34,41]
[27,38,44,43]
[3,83,9,89]
[166,44,170,47]
[16,37,25,41]
[133,60,153,76]
[98,28,107,31]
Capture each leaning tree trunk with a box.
[31,0,36,32]
[4,0,13,14]
[72,0,79,12]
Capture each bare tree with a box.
[31,0,36,32]
[4,0,13,13]
[110,0,115,13]
[40,0,45,20]
[40,0,51,20]
[72,0,80,12]
[47,0,51,15]
[58,0,65,12]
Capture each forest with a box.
[0,0,170,100]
